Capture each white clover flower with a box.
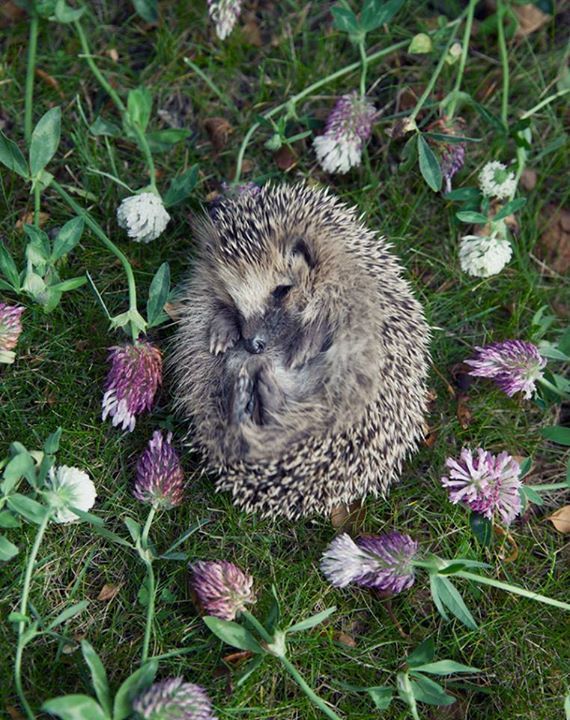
[45,466,97,524]
[478,161,517,199]
[208,0,241,40]
[117,193,170,244]
[313,93,377,174]
[459,233,513,278]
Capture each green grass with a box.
[1,1,569,719]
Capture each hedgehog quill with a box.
[171,183,430,519]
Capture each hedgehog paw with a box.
[232,368,255,424]
[209,316,240,355]
[256,363,285,423]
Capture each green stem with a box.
[74,20,126,114]
[456,571,570,611]
[409,22,461,123]
[538,375,569,399]
[24,12,39,145]
[358,40,368,98]
[50,179,140,341]
[279,655,343,720]
[130,123,158,192]
[521,88,570,119]
[33,182,41,228]
[141,505,157,551]
[530,481,570,492]
[140,506,157,664]
[496,0,509,126]
[14,510,52,720]
[447,0,477,119]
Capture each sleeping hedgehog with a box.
[171,183,430,519]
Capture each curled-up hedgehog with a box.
[171,183,430,519]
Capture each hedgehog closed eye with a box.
[272,285,292,300]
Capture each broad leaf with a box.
[0,242,21,289]
[0,534,19,561]
[89,117,121,137]
[0,131,28,177]
[7,494,48,525]
[493,197,526,221]
[444,187,481,202]
[288,606,336,633]
[146,129,190,153]
[49,277,88,293]
[331,6,360,34]
[469,512,493,546]
[411,660,480,675]
[203,616,263,654]
[410,674,455,706]
[30,107,61,177]
[44,427,63,455]
[361,0,404,32]
[542,426,570,446]
[146,262,170,328]
[407,637,435,667]
[127,87,153,132]
[434,575,477,630]
[52,217,84,262]
[113,661,158,720]
[54,0,86,22]
[46,600,89,630]
[456,211,488,224]
[163,165,199,207]
[366,686,393,709]
[132,0,158,23]
[0,510,21,529]
[417,134,442,192]
[2,451,37,493]
[42,695,107,720]
[81,640,112,718]
[124,517,142,543]
[520,485,543,509]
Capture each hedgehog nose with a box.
[244,336,266,354]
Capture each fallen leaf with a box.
[107,48,119,62]
[6,707,26,720]
[222,650,253,665]
[97,583,122,601]
[536,205,570,275]
[424,426,438,448]
[204,117,233,152]
[456,394,473,429]
[494,526,519,562]
[331,500,366,534]
[16,212,50,230]
[334,631,357,648]
[512,4,551,37]
[547,506,570,533]
[274,145,296,171]
[35,69,65,99]
[241,14,262,46]
[520,167,537,191]
[0,1,25,28]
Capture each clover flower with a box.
[320,532,418,595]
[442,448,522,525]
[208,0,241,40]
[479,161,517,200]
[427,117,466,193]
[465,340,546,399]
[117,193,170,244]
[190,560,255,620]
[133,677,217,720]
[0,302,24,364]
[313,93,377,174]
[44,466,97,524]
[459,232,512,278]
[134,430,185,509]
[102,339,162,432]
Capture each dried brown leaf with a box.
[547,506,570,534]
[536,205,570,275]
[222,650,253,665]
[97,583,122,601]
[6,707,26,720]
[456,394,473,429]
[242,14,262,46]
[513,4,551,37]
[204,117,233,152]
[330,500,366,534]
[16,212,50,230]
[36,69,65,99]
[274,145,297,171]
[0,1,25,27]
[334,631,357,648]
[494,526,519,562]
[520,167,537,191]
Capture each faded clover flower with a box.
[134,430,185,509]
[133,677,218,720]
[320,532,418,595]
[442,448,522,525]
[465,340,546,399]
[314,93,377,174]
[479,161,517,200]
[459,232,512,278]
[190,560,255,620]
[102,339,162,432]
[427,116,466,193]
[44,466,97,524]
[117,193,170,244]
[0,302,24,364]
[208,0,241,40]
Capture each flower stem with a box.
[14,510,52,720]
[456,570,570,611]
[130,123,158,193]
[33,182,41,228]
[24,12,39,145]
[358,40,368,98]
[140,505,157,664]
[529,481,570,492]
[496,0,510,126]
[520,88,570,119]
[50,179,140,341]
[141,505,157,550]
[447,0,477,120]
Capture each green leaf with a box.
[236,654,264,687]
[44,427,63,455]
[132,0,158,23]
[90,525,133,549]
[163,165,199,208]
[81,640,112,718]
[288,606,336,633]
[127,87,153,132]
[367,686,394,709]
[520,485,544,508]
[407,637,435,667]
[7,494,49,524]
[0,131,28,177]
[89,117,121,138]
[0,241,21,290]
[331,5,360,34]
[146,262,170,328]
[493,197,526,221]
[541,426,570,446]
[361,0,404,31]
[145,129,190,153]
[203,616,264,654]
[54,0,86,22]
[410,674,455,706]
[113,661,158,720]
[434,575,477,630]
[8,611,29,623]
[46,600,89,630]
[2,451,37,493]
[123,517,142,543]
[30,107,62,177]
[417,134,442,192]
[456,211,488,224]
[469,512,493,547]
[264,585,281,634]
[471,101,507,134]
[0,534,19,561]
[0,510,21,529]
[49,277,88,293]
[398,133,418,173]
[411,660,480,675]
[444,187,481,202]
[42,694,107,720]
[52,217,84,262]
[67,507,104,526]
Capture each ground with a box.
[0,1,569,719]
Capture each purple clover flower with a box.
[427,117,466,193]
[442,448,522,525]
[465,340,546,399]
[313,92,377,174]
[320,532,418,595]
[190,560,255,620]
[0,302,24,364]
[102,339,162,432]
[133,677,218,720]
[134,430,185,509]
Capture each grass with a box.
[1,1,569,718]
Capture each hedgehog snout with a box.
[244,335,267,354]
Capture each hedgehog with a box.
[171,183,430,520]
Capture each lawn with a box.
[0,1,569,719]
